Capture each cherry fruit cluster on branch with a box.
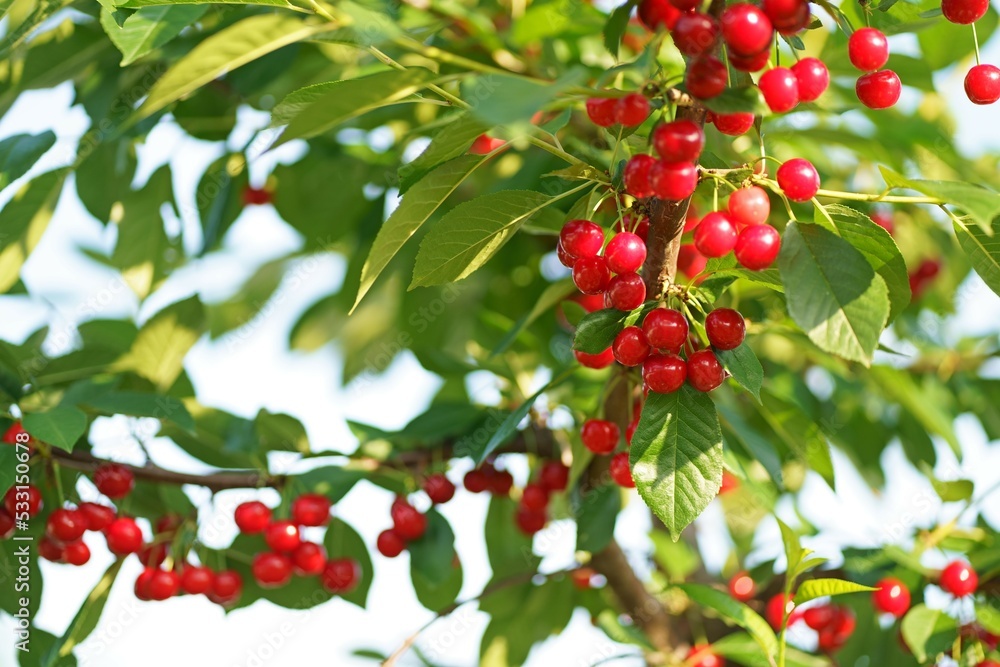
[462,458,571,536]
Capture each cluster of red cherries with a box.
[374,494,433,558]
[940,0,1000,105]
[463,459,571,536]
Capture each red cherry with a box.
[135,567,156,601]
[264,520,301,552]
[105,517,143,555]
[609,452,635,488]
[93,463,134,499]
[649,161,698,201]
[490,469,515,496]
[586,98,617,127]
[208,570,243,606]
[606,273,646,311]
[582,419,621,454]
[148,569,181,600]
[4,484,43,518]
[766,593,798,630]
[391,499,428,540]
[605,232,647,274]
[686,55,728,99]
[730,48,771,73]
[942,0,989,23]
[572,567,595,590]
[2,421,27,444]
[46,508,87,543]
[63,540,91,566]
[640,0,683,30]
[721,3,774,57]
[573,256,612,295]
[234,501,271,534]
[515,507,547,535]
[728,186,770,226]
[290,494,331,527]
[643,308,689,352]
[791,57,830,102]
[762,0,810,33]
[0,509,14,539]
[872,577,911,617]
[574,292,606,313]
[241,187,272,206]
[672,12,719,56]
[694,212,738,258]
[139,542,167,568]
[686,645,724,667]
[464,468,489,493]
[560,219,605,260]
[520,483,550,511]
[803,604,836,630]
[678,244,708,278]
[728,571,756,601]
[965,64,1000,105]
[575,347,616,369]
[616,215,649,243]
[253,552,293,588]
[181,565,214,595]
[615,93,650,126]
[819,607,856,652]
[469,134,506,155]
[705,309,746,350]
[653,120,705,163]
[848,28,889,72]
[39,536,65,562]
[871,211,895,235]
[624,154,657,198]
[759,67,799,113]
[776,158,819,202]
[424,473,456,504]
[291,541,327,576]
[735,224,781,270]
[613,326,652,366]
[377,528,407,557]
[856,70,901,109]
[687,349,725,392]
[643,354,687,393]
[711,112,755,136]
[321,558,360,594]
[939,560,978,597]
[539,461,570,492]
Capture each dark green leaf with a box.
[716,342,762,403]
[0,131,54,191]
[23,406,87,453]
[574,483,620,553]
[953,217,1000,297]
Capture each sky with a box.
[1,12,1000,667]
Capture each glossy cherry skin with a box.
[423,473,456,504]
[515,507,547,535]
[711,112,755,136]
[469,134,505,155]
[643,308,689,352]
[264,520,301,552]
[762,0,810,33]
[791,57,830,102]
[585,98,617,127]
[653,120,705,163]
[321,558,360,594]
[539,461,570,492]
[730,49,771,73]
[606,273,646,311]
[729,571,756,602]
[4,484,42,519]
[377,528,406,557]
[575,347,616,369]
[289,541,327,576]
[639,0,683,30]
[672,12,719,56]
[643,354,687,393]
[856,70,901,109]
[721,3,774,56]
[705,309,746,350]
[605,232,647,274]
[614,326,652,366]
[686,56,728,99]
[965,64,1000,105]
[686,645,724,667]
[208,570,243,607]
[291,493,331,527]
[391,498,428,540]
[489,468,514,496]
[687,349,725,391]
[872,577,911,617]
[649,161,698,201]
[735,224,781,270]
[942,0,989,24]
[615,93,650,126]
[148,569,181,601]
[47,508,87,543]
[694,212,738,258]
[63,540,91,566]
[759,67,799,113]
[573,256,612,295]
[560,219,605,260]
[581,419,621,454]
[728,186,770,226]
[766,593,799,630]
[609,452,635,488]
[39,536,66,562]
[803,604,836,630]
[94,463,134,499]
[234,501,271,534]
[777,158,820,202]
[939,561,978,597]
[105,517,143,555]
[624,154,657,198]
[520,483,550,512]
[848,27,889,72]
[180,565,215,595]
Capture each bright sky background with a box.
[1,13,1000,667]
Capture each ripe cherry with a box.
[686,645,724,667]
[181,565,214,595]
[575,347,616,369]
[292,541,327,576]
[872,577,911,617]
[624,154,657,198]
[965,64,1000,105]
[791,57,830,102]
[377,528,407,557]
[687,349,725,392]
[643,308,689,352]
[614,93,650,126]
[694,212,738,258]
[777,158,819,202]
[234,501,272,534]
[728,186,770,227]
[730,48,772,73]
[939,560,978,597]
[464,468,489,493]
[586,98,617,127]
[672,12,719,57]
[208,570,243,606]
[0,509,14,539]
[759,67,799,113]
[721,3,774,57]
[762,0,810,33]
[139,542,167,568]
[39,536,65,562]
[856,70,901,109]
[609,452,635,488]
[605,232,647,274]
[515,507,547,535]
[469,134,506,155]
[871,211,895,235]
[678,244,708,278]
[643,354,687,393]
[803,604,836,630]
[766,593,799,630]
[613,326,652,366]
[424,473,456,504]
[582,419,621,454]
[148,569,181,600]
[93,463,134,499]
[320,558,360,593]
[606,273,646,311]
[105,517,143,555]
[848,27,889,72]
[686,55,728,99]
[653,120,705,163]
[649,161,698,202]
[705,309,746,350]
[63,540,91,566]
[560,220,605,260]
[711,112,755,136]
[728,571,756,601]
[539,461,570,492]
[291,493,331,527]
[520,483,550,512]
[264,520,301,552]
[573,257,612,295]
[941,0,988,24]
[818,607,856,653]
[4,484,43,518]
[391,498,428,540]
[2,421,27,444]
[491,469,514,497]
[639,0,683,30]
[735,224,781,270]
[46,508,87,543]
[134,567,156,601]
[252,552,293,588]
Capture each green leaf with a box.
[0,131,54,191]
[322,518,373,609]
[0,170,66,293]
[976,602,1000,635]
[778,222,890,366]
[466,69,587,126]
[23,406,87,453]
[676,584,778,659]
[794,578,876,605]
[868,365,961,456]
[409,510,462,610]
[880,166,1000,233]
[134,15,327,122]
[99,5,207,66]
[354,155,487,312]
[919,463,974,502]
[574,483,620,553]
[492,278,577,355]
[953,217,1000,298]
[254,409,310,454]
[917,5,998,69]
[291,466,364,503]
[273,68,439,146]
[398,113,490,194]
[572,308,627,354]
[51,560,123,660]
[716,342,763,403]
[81,391,194,431]
[712,633,829,667]
[776,517,804,581]
[701,86,769,115]
[196,154,249,254]
[901,604,958,662]
[630,386,723,541]
[411,190,559,288]
[117,0,293,6]
[120,296,205,391]
[603,0,639,56]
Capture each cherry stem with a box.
[972,23,982,67]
